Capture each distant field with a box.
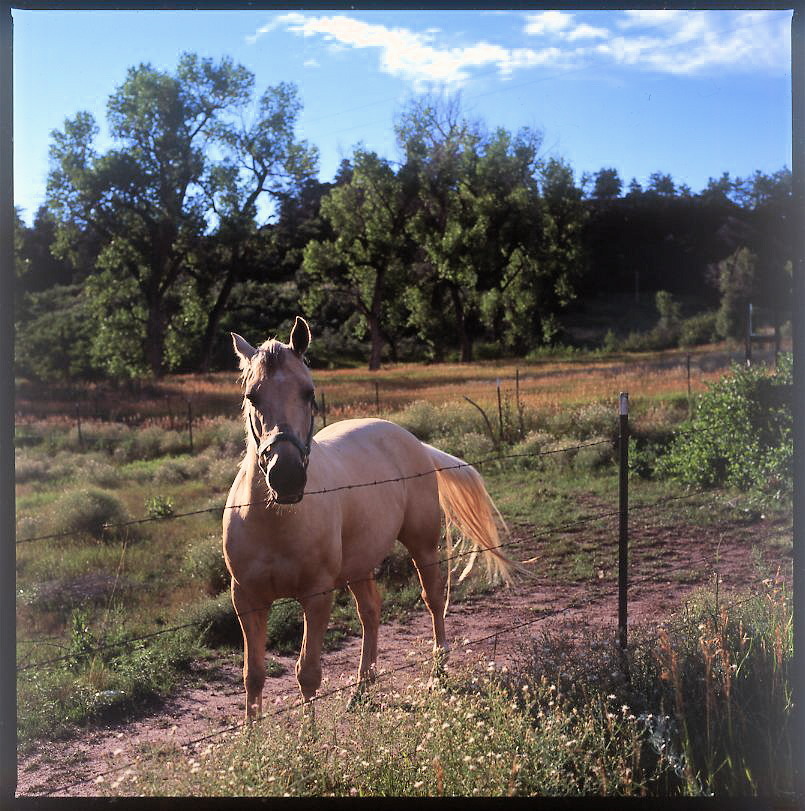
[14,342,762,430]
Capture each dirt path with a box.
[16,513,791,798]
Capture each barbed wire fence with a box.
[14,344,768,447]
[13,388,778,796]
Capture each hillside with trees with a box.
[14,53,793,378]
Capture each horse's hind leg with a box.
[400,518,449,678]
[231,581,269,722]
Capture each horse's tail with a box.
[424,444,527,594]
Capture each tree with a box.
[626,178,643,197]
[496,157,586,348]
[46,53,313,377]
[194,80,318,371]
[395,96,485,362]
[302,149,410,370]
[647,171,676,197]
[715,247,756,340]
[592,167,622,200]
[396,97,547,361]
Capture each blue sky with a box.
[13,8,793,224]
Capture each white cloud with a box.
[600,10,790,75]
[565,23,610,43]
[247,10,791,87]
[523,11,574,37]
[249,13,567,88]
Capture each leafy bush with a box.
[14,450,50,484]
[48,487,129,539]
[144,494,174,519]
[545,402,616,442]
[183,534,229,595]
[185,592,242,649]
[678,312,718,348]
[660,356,792,492]
[514,578,794,797]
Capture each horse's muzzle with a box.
[264,447,307,505]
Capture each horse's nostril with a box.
[267,455,306,499]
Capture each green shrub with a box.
[194,417,244,455]
[14,450,49,484]
[79,455,123,488]
[144,494,174,519]
[49,487,129,539]
[546,402,616,442]
[267,600,305,654]
[183,534,229,596]
[660,356,792,493]
[185,592,242,649]
[678,312,718,348]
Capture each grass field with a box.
[14,344,794,798]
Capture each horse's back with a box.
[312,419,441,577]
[313,418,429,470]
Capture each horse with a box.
[223,316,518,721]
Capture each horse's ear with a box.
[289,316,311,356]
[231,332,257,371]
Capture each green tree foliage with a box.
[396,96,557,360]
[45,53,312,377]
[301,148,411,370]
[715,247,756,340]
[193,80,318,371]
[661,356,792,493]
[592,167,622,200]
[17,49,794,375]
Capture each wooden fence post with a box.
[186,400,194,454]
[321,391,327,428]
[75,403,84,450]
[496,379,503,443]
[686,354,692,418]
[618,392,629,651]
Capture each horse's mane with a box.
[238,339,286,387]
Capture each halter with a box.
[248,398,317,481]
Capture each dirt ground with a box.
[15,512,791,798]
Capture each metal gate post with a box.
[618,392,629,650]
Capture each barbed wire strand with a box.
[15,438,614,545]
[16,485,717,674]
[38,567,782,798]
[38,581,608,797]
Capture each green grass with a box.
[15,383,792,770]
[93,580,793,798]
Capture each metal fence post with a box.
[618,392,629,651]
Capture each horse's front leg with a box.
[231,581,270,723]
[346,578,381,708]
[296,590,335,715]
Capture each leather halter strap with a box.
[249,402,316,477]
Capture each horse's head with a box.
[232,317,316,505]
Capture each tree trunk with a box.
[144,300,166,378]
[199,264,238,373]
[367,314,384,371]
[450,285,473,363]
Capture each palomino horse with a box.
[223,317,516,720]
